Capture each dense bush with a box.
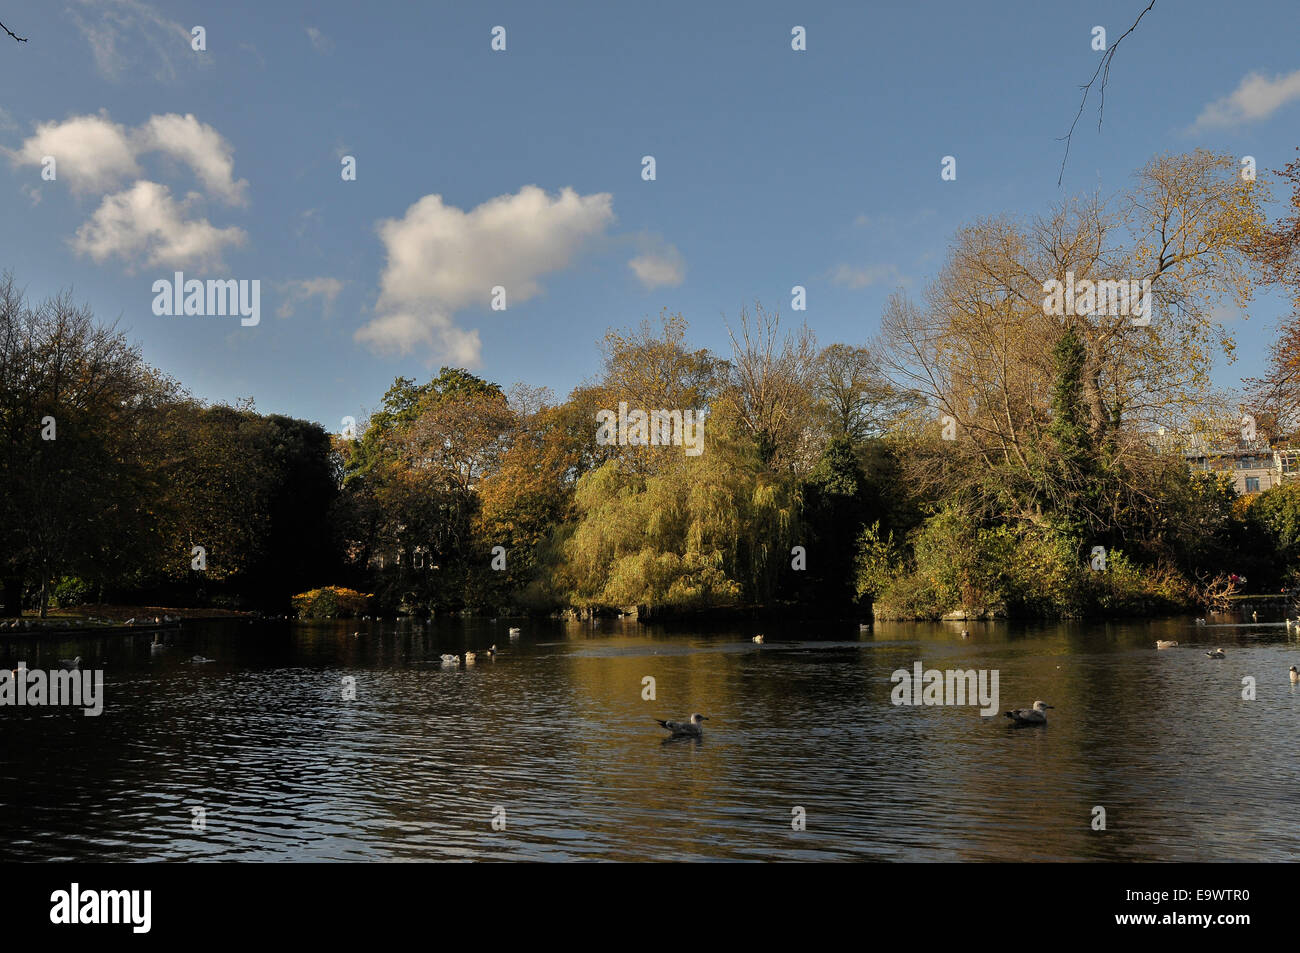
[53,576,92,608]
[854,521,903,602]
[292,586,372,619]
[1245,483,1300,566]
[862,511,1196,620]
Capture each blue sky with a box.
[1,0,1297,429]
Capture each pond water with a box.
[2,614,1298,861]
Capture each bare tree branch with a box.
[0,18,27,43]
[1057,0,1156,186]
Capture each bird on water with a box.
[656,713,708,738]
[1004,701,1053,726]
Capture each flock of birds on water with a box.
[21,610,1300,736]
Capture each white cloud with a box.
[5,113,139,193]
[8,112,248,270]
[628,243,685,288]
[71,181,245,271]
[134,113,248,205]
[277,277,345,318]
[357,185,614,363]
[1209,302,1244,326]
[7,112,246,203]
[1193,68,1300,129]
[69,0,197,82]
[830,263,905,290]
[305,26,333,54]
[356,312,484,365]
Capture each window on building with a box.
[1245,476,1261,493]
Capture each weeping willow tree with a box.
[550,308,815,610]
[559,399,798,609]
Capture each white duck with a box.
[1155,640,1179,649]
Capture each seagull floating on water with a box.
[1291,666,1299,684]
[191,655,213,664]
[656,713,707,738]
[1206,648,1226,659]
[1004,701,1053,726]
[508,627,521,638]
[440,654,459,666]
[463,651,476,664]
[1155,640,1179,649]
[751,634,764,643]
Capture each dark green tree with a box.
[797,435,871,609]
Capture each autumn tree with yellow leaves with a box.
[878,150,1264,525]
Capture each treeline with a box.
[0,274,339,617]
[5,148,1300,620]
[329,311,914,618]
